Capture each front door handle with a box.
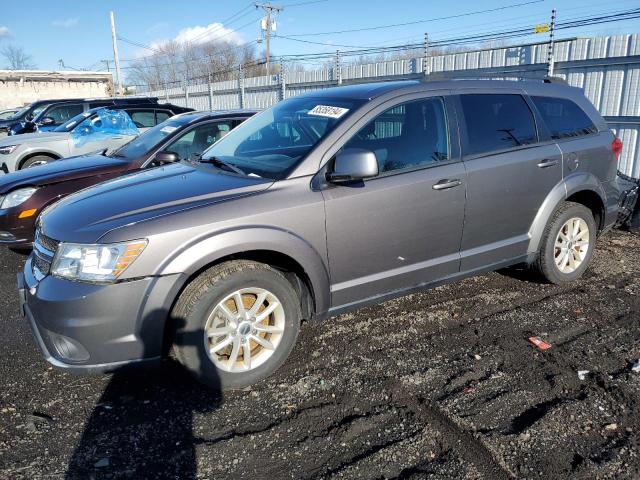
[432,179,462,190]
[537,158,558,168]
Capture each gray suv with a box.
[19,79,625,389]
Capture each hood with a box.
[40,161,274,243]
[0,154,130,192]
[0,131,69,146]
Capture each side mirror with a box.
[39,117,55,126]
[154,151,180,164]
[326,148,379,183]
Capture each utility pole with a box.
[546,9,557,77]
[255,3,283,76]
[102,59,110,72]
[109,11,123,96]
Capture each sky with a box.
[1,0,639,77]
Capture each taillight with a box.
[612,137,623,161]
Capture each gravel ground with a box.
[0,230,639,479]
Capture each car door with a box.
[322,94,466,308]
[456,91,563,271]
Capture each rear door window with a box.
[531,96,598,139]
[460,94,537,156]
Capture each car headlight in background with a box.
[0,145,20,155]
[1,187,37,209]
[51,240,148,283]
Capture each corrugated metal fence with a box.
[144,35,640,178]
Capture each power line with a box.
[129,7,640,89]
[283,0,546,37]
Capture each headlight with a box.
[51,240,147,283]
[1,187,37,209]
[0,145,19,155]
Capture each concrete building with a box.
[0,70,114,109]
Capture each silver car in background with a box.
[0,107,169,173]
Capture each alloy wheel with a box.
[554,217,590,274]
[204,288,286,373]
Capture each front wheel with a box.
[172,260,301,390]
[534,202,597,284]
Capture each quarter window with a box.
[460,94,537,156]
[531,96,597,140]
[342,97,449,174]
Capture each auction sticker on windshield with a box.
[161,126,178,134]
[308,105,349,119]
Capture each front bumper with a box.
[0,207,36,248]
[19,255,184,373]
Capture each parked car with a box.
[0,110,256,247]
[0,104,186,173]
[0,98,82,136]
[19,79,627,390]
[0,108,19,120]
[8,97,192,135]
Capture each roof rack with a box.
[422,72,567,85]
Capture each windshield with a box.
[109,117,186,159]
[54,110,94,132]
[201,96,362,179]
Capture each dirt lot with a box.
[0,230,639,479]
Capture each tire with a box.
[534,201,597,284]
[171,260,301,390]
[21,155,55,169]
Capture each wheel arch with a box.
[527,172,607,255]
[157,227,331,322]
[18,151,61,170]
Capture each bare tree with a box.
[0,44,36,70]
[126,39,264,91]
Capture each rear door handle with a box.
[432,179,462,190]
[537,158,558,168]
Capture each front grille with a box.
[36,230,59,253]
[32,250,52,276]
[32,227,58,279]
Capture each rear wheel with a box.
[172,260,301,390]
[21,155,55,169]
[535,202,597,284]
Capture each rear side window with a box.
[531,96,597,140]
[460,94,537,156]
[129,110,156,128]
[155,110,171,123]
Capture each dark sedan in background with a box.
[0,110,256,248]
[0,98,80,136]
[8,97,192,136]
